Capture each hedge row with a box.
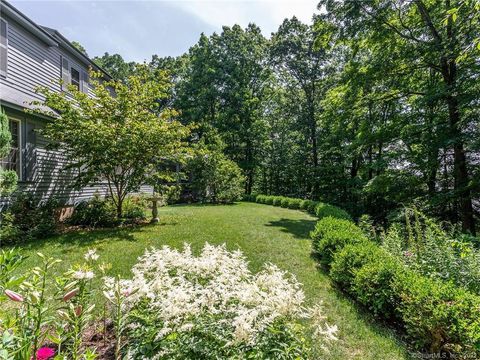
[243,194,351,221]
[312,215,480,356]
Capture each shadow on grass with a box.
[265,218,317,239]
[19,226,143,252]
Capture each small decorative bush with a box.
[315,203,352,221]
[287,198,302,209]
[311,217,368,266]
[352,256,403,319]
[242,194,257,202]
[113,244,337,359]
[393,271,480,355]
[121,195,147,222]
[68,194,118,228]
[0,193,59,244]
[255,194,266,203]
[280,197,290,208]
[264,195,275,205]
[330,241,382,293]
[272,196,284,206]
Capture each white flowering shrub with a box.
[105,243,336,359]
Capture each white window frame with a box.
[0,18,8,78]
[0,118,22,180]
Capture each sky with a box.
[10,0,320,62]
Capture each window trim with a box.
[70,65,80,90]
[0,18,8,78]
[0,117,22,181]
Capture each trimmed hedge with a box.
[246,193,480,355]
[310,217,368,267]
[246,194,350,219]
[326,221,480,355]
[315,202,352,221]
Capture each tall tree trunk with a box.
[446,93,475,234]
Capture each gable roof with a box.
[1,0,111,79]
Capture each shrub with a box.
[122,195,147,222]
[311,217,368,267]
[287,198,302,209]
[280,197,290,208]
[68,194,118,228]
[382,208,480,294]
[393,271,480,355]
[113,244,337,359]
[0,193,59,244]
[272,196,284,207]
[256,194,267,204]
[188,151,244,204]
[353,256,403,319]
[264,195,275,205]
[315,203,352,221]
[242,194,257,202]
[330,241,382,293]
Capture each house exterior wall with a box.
[0,3,152,209]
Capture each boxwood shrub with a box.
[392,271,480,355]
[287,198,302,209]
[315,202,352,221]
[330,241,383,293]
[352,256,403,319]
[280,197,290,208]
[310,217,368,267]
[272,196,284,207]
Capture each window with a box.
[0,19,7,77]
[70,67,80,90]
[0,119,21,178]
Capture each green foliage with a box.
[68,195,118,228]
[188,149,245,204]
[272,196,284,207]
[0,193,58,245]
[393,271,480,355]
[330,241,383,294]
[315,203,352,221]
[92,52,136,82]
[33,67,190,218]
[0,109,17,196]
[287,198,303,209]
[280,197,290,208]
[68,194,146,228]
[382,208,480,294]
[353,257,403,319]
[315,208,480,356]
[310,217,368,267]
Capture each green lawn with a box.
[14,202,409,359]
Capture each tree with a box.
[188,147,245,204]
[33,67,190,218]
[270,18,328,194]
[176,25,271,194]
[317,0,479,233]
[71,41,88,56]
[93,52,136,82]
[0,109,17,195]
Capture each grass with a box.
[11,202,409,359]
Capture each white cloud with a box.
[174,0,319,36]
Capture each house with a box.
[0,1,150,209]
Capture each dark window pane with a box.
[71,67,80,89]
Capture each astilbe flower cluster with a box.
[104,243,333,358]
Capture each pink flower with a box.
[63,288,79,301]
[36,347,55,360]
[4,289,23,302]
